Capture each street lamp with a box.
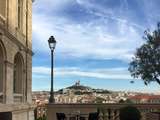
[48,36,56,103]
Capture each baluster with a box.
[141,111,146,120]
[111,110,115,120]
[112,110,115,120]
[103,111,108,120]
[113,110,117,120]
[66,114,70,120]
[108,109,111,120]
[83,114,88,120]
[115,110,120,120]
[114,110,117,120]
[98,111,103,120]
[113,110,118,120]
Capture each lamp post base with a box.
[49,92,55,103]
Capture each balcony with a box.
[35,103,160,120]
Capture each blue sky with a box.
[32,0,160,93]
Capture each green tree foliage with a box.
[125,99,135,104]
[36,116,47,120]
[94,97,105,103]
[119,99,125,103]
[119,106,141,120]
[129,23,160,85]
[119,99,133,104]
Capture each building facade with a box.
[129,95,160,104]
[0,0,34,120]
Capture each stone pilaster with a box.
[5,60,14,104]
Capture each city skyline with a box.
[32,0,160,93]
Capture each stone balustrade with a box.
[44,103,160,120]
[35,105,47,119]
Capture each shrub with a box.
[119,106,141,120]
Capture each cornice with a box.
[0,25,33,56]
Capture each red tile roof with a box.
[129,95,160,100]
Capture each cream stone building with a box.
[0,0,34,120]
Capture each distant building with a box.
[0,0,34,120]
[33,82,142,104]
[75,80,80,86]
[129,95,160,103]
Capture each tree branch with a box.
[155,77,160,85]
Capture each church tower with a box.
[0,0,34,120]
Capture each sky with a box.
[32,0,160,93]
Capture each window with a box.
[0,41,5,93]
[13,53,24,94]
[0,48,3,92]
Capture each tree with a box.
[94,97,105,103]
[119,106,141,120]
[119,99,133,104]
[129,23,160,85]
[125,99,133,104]
[119,99,125,103]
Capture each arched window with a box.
[0,41,6,93]
[17,0,22,28]
[13,53,24,94]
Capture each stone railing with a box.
[46,103,160,120]
[98,108,120,120]
[34,105,47,120]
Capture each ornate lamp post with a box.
[48,36,56,103]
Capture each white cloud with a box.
[33,0,73,13]
[32,0,160,92]
[32,66,160,92]
[32,66,133,80]
[33,0,160,63]
[75,0,144,30]
[33,12,143,61]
